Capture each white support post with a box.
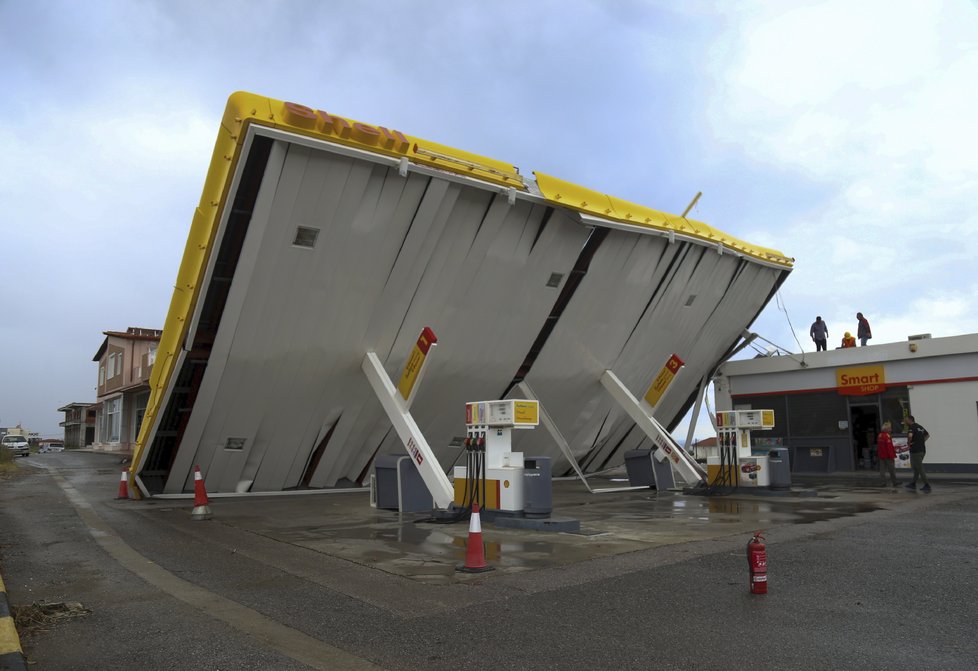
[362,352,455,509]
[683,371,712,459]
[600,369,707,486]
[513,382,593,493]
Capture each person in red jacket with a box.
[877,421,898,487]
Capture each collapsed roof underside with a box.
[139,126,789,494]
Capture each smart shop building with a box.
[714,333,978,473]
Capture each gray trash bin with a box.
[624,449,655,487]
[768,447,791,490]
[374,454,433,512]
[523,456,552,517]
[651,451,676,490]
[625,448,674,489]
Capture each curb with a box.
[0,573,26,671]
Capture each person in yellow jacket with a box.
[841,332,856,348]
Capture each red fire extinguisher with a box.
[747,531,767,594]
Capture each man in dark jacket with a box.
[856,312,872,346]
[904,415,931,491]
[810,316,829,352]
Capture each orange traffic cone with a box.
[191,465,213,521]
[116,469,129,500]
[456,503,493,573]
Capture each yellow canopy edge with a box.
[533,172,793,267]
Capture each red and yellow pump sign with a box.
[644,354,685,407]
[836,364,886,396]
[397,327,437,401]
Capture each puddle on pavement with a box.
[226,491,887,582]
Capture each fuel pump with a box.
[708,410,775,490]
[453,399,539,514]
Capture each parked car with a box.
[40,442,64,453]
[2,434,30,457]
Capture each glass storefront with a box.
[733,385,911,472]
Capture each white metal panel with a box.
[163,140,291,492]
[324,204,590,484]
[509,233,697,470]
[169,145,434,491]
[512,241,782,474]
[166,137,591,492]
[908,380,978,465]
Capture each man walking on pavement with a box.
[905,415,931,492]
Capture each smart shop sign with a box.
[836,365,886,396]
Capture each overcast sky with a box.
[2,0,976,438]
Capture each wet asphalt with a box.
[1,451,976,670]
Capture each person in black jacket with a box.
[904,415,931,491]
[856,312,872,346]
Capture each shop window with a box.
[881,387,911,433]
[786,392,848,435]
[133,393,149,441]
[104,397,121,443]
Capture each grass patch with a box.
[12,601,92,637]
[0,447,16,474]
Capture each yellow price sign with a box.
[643,354,684,407]
[397,327,437,401]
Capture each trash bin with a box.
[523,456,552,517]
[768,447,791,491]
[651,448,676,489]
[374,454,433,512]
[624,449,655,487]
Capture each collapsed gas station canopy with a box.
[132,92,792,497]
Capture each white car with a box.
[2,435,30,457]
[40,442,65,453]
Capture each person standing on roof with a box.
[856,312,872,346]
[810,316,829,352]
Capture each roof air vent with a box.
[293,226,319,249]
[225,437,246,451]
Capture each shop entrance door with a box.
[849,401,880,470]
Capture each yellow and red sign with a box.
[836,364,886,396]
[644,354,685,407]
[397,327,437,401]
